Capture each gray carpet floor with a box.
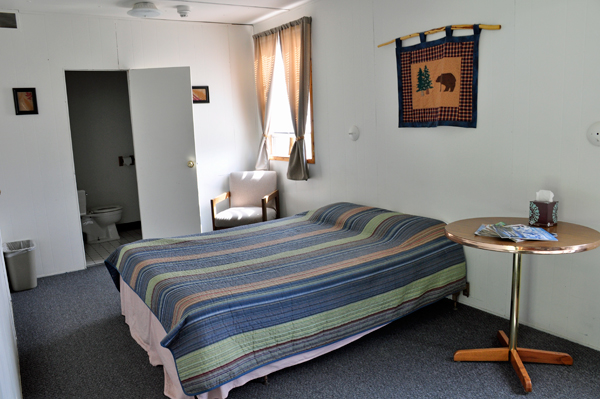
[11,264,600,398]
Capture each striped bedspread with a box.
[105,203,466,395]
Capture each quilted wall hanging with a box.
[380,24,500,128]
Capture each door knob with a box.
[187,161,195,168]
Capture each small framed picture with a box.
[12,88,38,115]
[192,86,209,104]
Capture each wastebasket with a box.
[3,240,37,292]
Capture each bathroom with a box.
[66,70,142,266]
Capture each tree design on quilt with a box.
[417,65,433,95]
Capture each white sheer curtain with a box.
[253,30,278,171]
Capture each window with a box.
[267,39,314,164]
[254,16,312,180]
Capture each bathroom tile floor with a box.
[84,228,142,267]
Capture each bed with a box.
[105,202,467,399]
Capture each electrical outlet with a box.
[587,122,600,146]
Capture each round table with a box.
[445,217,600,392]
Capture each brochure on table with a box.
[475,222,558,242]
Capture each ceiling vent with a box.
[0,12,17,29]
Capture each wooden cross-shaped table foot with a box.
[454,330,573,392]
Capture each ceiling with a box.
[0,0,311,25]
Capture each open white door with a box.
[128,67,201,239]
[0,230,22,399]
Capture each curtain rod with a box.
[377,24,501,48]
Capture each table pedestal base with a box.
[454,330,573,392]
[444,219,600,393]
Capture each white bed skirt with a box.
[119,277,383,399]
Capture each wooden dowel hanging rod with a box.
[377,24,501,48]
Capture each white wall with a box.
[254,0,600,351]
[193,23,261,232]
[0,13,259,276]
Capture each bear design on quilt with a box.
[436,73,456,92]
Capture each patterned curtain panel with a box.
[280,16,311,180]
[396,25,481,128]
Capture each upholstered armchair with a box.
[210,171,280,230]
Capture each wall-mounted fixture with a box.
[348,125,360,141]
[0,12,18,29]
[176,5,191,18]
[587,122,600,146]
[119,155,135,166]
[127,2,161,18]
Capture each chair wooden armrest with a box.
[211,192,230,231]
[261,189,280,222]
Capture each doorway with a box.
[65,71,142,267]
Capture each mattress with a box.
[119,276,385,399]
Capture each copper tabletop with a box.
[445,217,600,255]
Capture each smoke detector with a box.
[176,5,191,17]
[127,2,161,18]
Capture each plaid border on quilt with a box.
[396,25,481,128]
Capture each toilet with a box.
[78,190,123,243]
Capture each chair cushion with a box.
[229,171,277,208]
[214,207,277,228]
